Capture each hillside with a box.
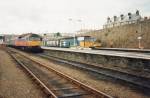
[81,19,150,49]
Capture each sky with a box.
[0,0,150,34]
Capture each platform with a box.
[42,47,150,71]
[42,47,150,60]
[92,48,150,53]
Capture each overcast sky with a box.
[0,0,150,34]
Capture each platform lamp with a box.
[68,18,77,47]
[43,33,47,46]
[68,18,75,47]
[137,36,142,49]
[68,18,83,47]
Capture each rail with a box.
[7,48,113,98]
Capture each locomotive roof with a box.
[18,33,41,38]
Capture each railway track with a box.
[36,53,150,94]
[7,48,112,98]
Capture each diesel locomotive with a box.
[6,33,43,52]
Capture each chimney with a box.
[114,16,117,22]
[136,10,140,16]
[128,12,132,19]
[120,14,124,20]
[107,17,111,23]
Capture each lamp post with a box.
[137,36,142,49]
[43,33,47,46]
[68,18,75,47]
[137,21,143,49]
[77,19,82,35]
[68,18,82,47]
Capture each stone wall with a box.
[84,19,150,49]
[45,49,150,71]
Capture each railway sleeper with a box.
[58,92,89,98]
[7,48,114,98]
[52,87,79,91]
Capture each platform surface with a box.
[42,47,150,60]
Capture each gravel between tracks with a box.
[0,48,46,98]
[12,48,150,98]
[16,54,94,98]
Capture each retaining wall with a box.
[44,49,150,71]
[82,19,150,49]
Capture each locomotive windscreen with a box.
[29,34,42,41]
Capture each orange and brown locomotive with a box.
[5,33,43,52]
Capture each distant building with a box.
[103,10,142,28]
[41,33,75,46]
[76,29,95,35]
[41,33,74,41]
[0,35,4,44]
